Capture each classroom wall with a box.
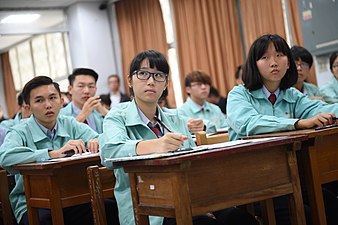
[66,2,119,95]
[0,62,8,117]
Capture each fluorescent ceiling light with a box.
[1,14,40,24]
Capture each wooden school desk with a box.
[12,154,107,225]
[113,136,307,225]
[247,126,338,225]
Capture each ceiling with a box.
[0,0,105,52]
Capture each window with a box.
[9,32,72,92]
[159,0,183,107]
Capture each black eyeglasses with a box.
[132,70,168,82]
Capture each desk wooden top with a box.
[244,126,338,139]
[114,135,307,167]
[12,154,100,171]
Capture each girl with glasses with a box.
[319,51,338,103]
[99,50,259,225]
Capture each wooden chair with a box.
[87,165,116,225]
[195,131,229,146]
[195,131,276,224]
[0,170,16,225]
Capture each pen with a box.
[154,115,173,133]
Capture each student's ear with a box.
[60,96,64,106]
[186,86,191,95]
[67,85,73,95]
[128,76,133,88]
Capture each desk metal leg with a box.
[172,172,193,225]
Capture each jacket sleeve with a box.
[99,113,139,170]
[0,130,50,174]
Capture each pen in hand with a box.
[154,115,173,133]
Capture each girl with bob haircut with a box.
[100,50,259,225]
[227,34,338,141]
[227,34,338,225]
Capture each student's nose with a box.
[45,99,52,108]
[146,75,155,85]
[270,57,278,67]
[83,85,90,93]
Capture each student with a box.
[291,45,325,101]
[0,93,31,130]
[0,76,119,225]
[227,33,338,225]
[207,86,227,114]
[60,68,108,133]
[99,50,258,225]
[178,71,228,133]
[107,74,131,108]
[319,51,338,103]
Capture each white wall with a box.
[314,54,333,87]
[66,2,119,95]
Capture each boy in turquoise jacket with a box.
[0,76,118,225]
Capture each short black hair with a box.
[208,86,220,97]
[243,34,297,91]
[22,76,61,105]
[68,68,99,85]
[128,50,170,99]
[99,94,111,106]
[184,71,211,87]
[329,51,338,72]
[17,93,24,107]
[108,74,120,83]
[291,45,313,68]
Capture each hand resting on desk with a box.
[295,112,336,129]
[136,133,189,155]
[48,138,99,159]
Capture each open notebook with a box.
[105,137,281,164]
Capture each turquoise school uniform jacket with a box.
[0,115,98,223]
[99,100,195,225]
[303,82,322,97]
[227,84,338,141]
[0,112,23,129]
[60,102,104,133]
[319,77,338,103]
[178,97,228,133]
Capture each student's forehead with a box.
[139,59,158,70]
[32,84,58,97]
[74,75,96,83]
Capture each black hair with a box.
[68,68,99,85]
[99,94,111,107]
[208,86,220,97]
[108,74,120,83]
[184,71,211,87]
[128,50,170,99]
[17,93,24,107]
[22,76,61,105]
[243,34,297,91]
[290,45,313,68]
[235,65,243,79]
[329,51,338,72]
